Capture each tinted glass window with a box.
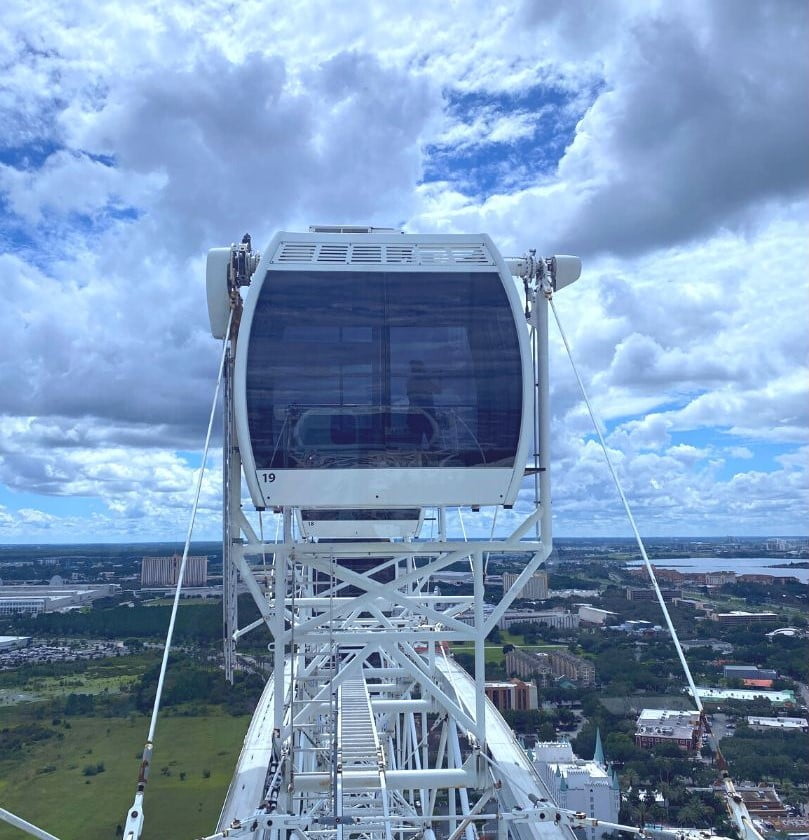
[246,270,522,469]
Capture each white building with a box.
[141,554,208,587]
[498,609,579,631]
[690,687,797,704]
[503,570,548,600]
[532,732,620,840]
[577,605,617,626]
[747,716,807,731]
[0,584,120,615]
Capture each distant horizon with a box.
[1,534,807,549]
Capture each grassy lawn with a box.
[451,644,509,665]
[452,642,565,665]
[0,710,250,840]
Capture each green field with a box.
[451,642,565,665]
[0,654,158,709]
[0,710,250,839]
[0,673,138,706]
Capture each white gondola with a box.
[230,229,533,511]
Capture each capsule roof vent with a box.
[276,243,317,263]
[272,240,494,267]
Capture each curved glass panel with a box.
[246,270,522,469]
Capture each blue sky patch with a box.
[421,84,594,199]
[0,140,64,170]
[0,485,105,518]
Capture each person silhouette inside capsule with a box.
[406,360,441,448]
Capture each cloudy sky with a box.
[0,0,807,544]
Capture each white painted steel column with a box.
[222,346,238,684]
[535,292,553,550]
[473,549,485,746]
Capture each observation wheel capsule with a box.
[225,229,534,514]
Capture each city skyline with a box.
[0,1,807,542]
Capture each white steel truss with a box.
[212,260,583,840]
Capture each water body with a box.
[625,557,809,584]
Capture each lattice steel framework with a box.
[212,243,581,840]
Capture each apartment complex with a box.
[504,647,596,687]
[504,648,552,684]
[547,649,596,687]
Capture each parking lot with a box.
[0,638,129,669]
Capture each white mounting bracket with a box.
[207,233,261,339]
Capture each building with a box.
[616,619,662,634]
[549,588,601,600]
[746,716,807,732]
[711,610,779,625]
[503,570,548,600]
[141,554,208,587]
[741,678,775,689]
[629,567,686,583]
[504,648,552,684]
[704,571,737,586]
[738,574,799,585]
[635,709,701,751]
[723,665,778,683]
[484,678,538,712]
[766,538,791,551]
[532,733,620,840]
[497,609,579,631]
[690,687,796,705]
[766,627,802,638]
[0,583,120,615]
[628,567,736,586]
[625,586,680,601]
[547,650,596,687]
[577,605,617,626]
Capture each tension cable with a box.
[546,295,704,707]
[123,311,232,840]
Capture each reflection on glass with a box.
[246,270,522,469]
